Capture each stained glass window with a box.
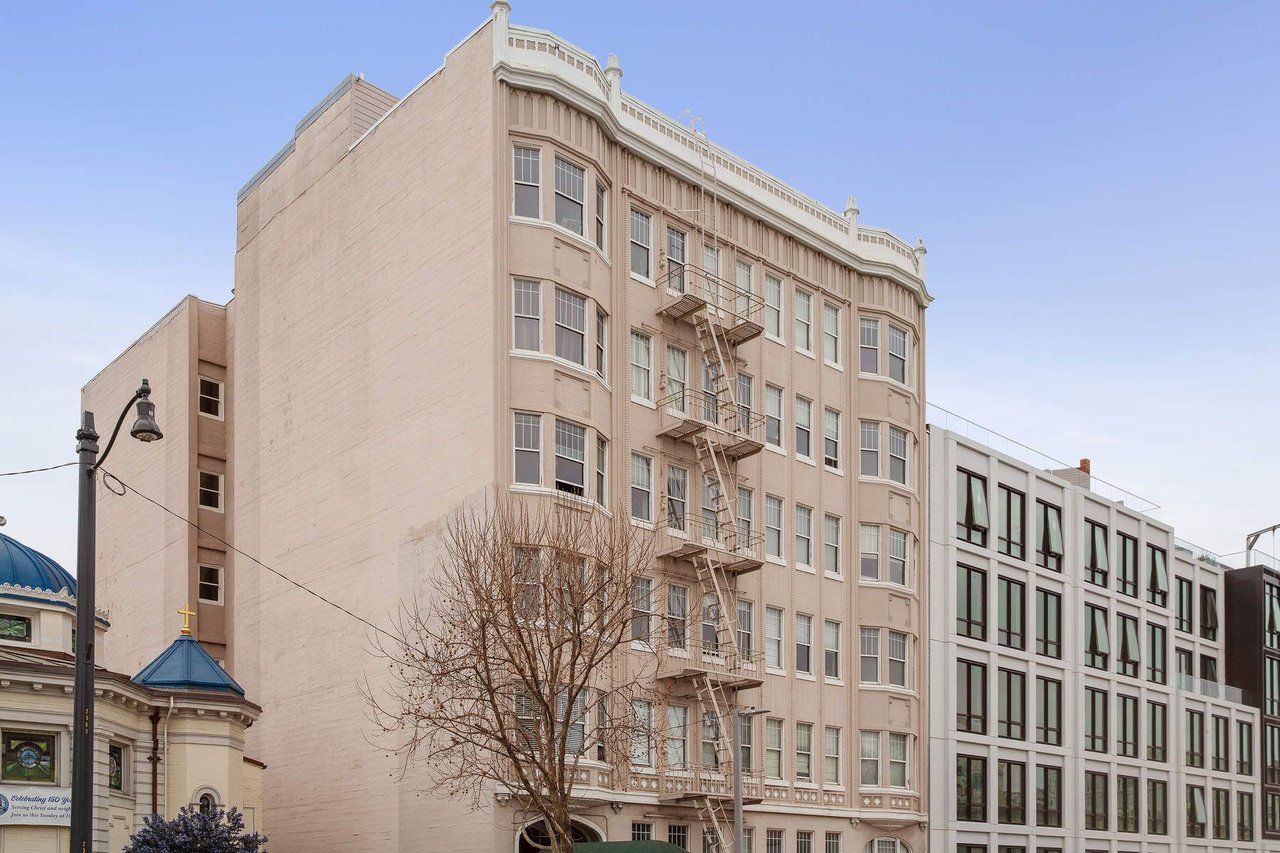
[3,731,55,783]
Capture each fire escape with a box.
[652,122,765,852]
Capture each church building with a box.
[0,531,263,852]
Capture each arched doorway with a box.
[516,818,602,853]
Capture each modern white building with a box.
[926,423,1263,853]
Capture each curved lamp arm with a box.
[93,379,162,471]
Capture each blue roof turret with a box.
[0,532,76,596]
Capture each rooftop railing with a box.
[1177,672,1246,705]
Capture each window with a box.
[667,584,688,649]
[998,760,1025,824]
[668,826,688,850]
[794,289,812,351]
[513,412,542,485]
[859,422,880,477]
[1036,765,1062,827]
[1147,779,1167,834]
[735,260,754,319]
[513,145,540,217]
[795,831,813,853]
[957,564,986,640]
[108,743,126,792]
[1117,694,1138,757]
[737,374,754,435]
[823,304,840,364]
[631,700,653,765]
[1175,577,1193,632]
[998,577,1025,649]
[198,471,222,511]
[889,529,908,585]
[998,669,1025,740]
[1117,775,1139,833]
[859,525,880,580]
[595,309,607,378]
[594,183,606,250]
[764,274,782,339]
[858,318,879,373]
[1213,715,1229,772]
[1271,790,1280,834]
[997,486,1024,558]
[957,659,987,733]
[737,599,754,658]
[1147,622,1166,684]
[795,614,812,674]
[823,726,840,784]
[1187,709,1205,767]
[1084,771,1108,831]
[1267,583,1280,649]
[701,592,720,655]
[0,614,32,642]
[765,385,783,449]
[553,419,586,496]
[764,718,783,779]
[1268,659,1280,716]
[1035,501,1063,570]
[795,505,813,567]
[1200,586,1218,640]
[1085,520,1108,586]
[823,515,840,576]
[1267,723,1280,785]
[1187,785,1207,838]
[887,325,908,384]
[629,209,651,278]
[699,476,720,542]
[1035,676,1061,745]
[956,755,986,821]
[1147,544,1169,606]
[701,709,721,769]
[1034,588,1060,658]
[1116,533,1137,596]
[630,454,652,522]
[1085,687,1107,753]
[887,734,909,788]
[956,470,989,546]
[1239,720,1254,775]
[1147,700,1167,761]
[1084,603,1109,669]
[823,620,840,679]
[860,731,880,785]
[593,436,608,507]
[1175,647,1193,677]
[824,834,841,853]
[887,632,908,687]
[628,330,652,400]
[766,830,783,853]
[511,279,542,352]
[765,496,783,559]
[1212,790,1230,840]
[1,731,55,783]
[823,409,840,469]
[795,398,812,459]
[1239,791,1254,841]
[552,288,587,365]
[198,376,222,418]
[665,227,687,293]
[631,578,652,642]
[198,564,222,604]
[860,628,880,683]
[552,156,585,234]
[795,723,813,781]
[1116,612,1139,677]
[888,427,908,485]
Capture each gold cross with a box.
[177,604,196,635]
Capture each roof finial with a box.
[177,604,196,636]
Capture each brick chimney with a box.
[1049,457,1092,490]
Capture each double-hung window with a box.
[513,412,541,485]
[594,183,607,250]
[666,227,686,292]
[860,731,880,785]
[198,376,223,418]
[888,529,908,585]
[735,260,753,318]
[888,427,908,484]
[859,422,880,477]
[794,289,812,351]
[553,156,585,234]
[765,496,783,559]
[823,515,840,575]
[198,471,223,511]
[629,331,652,400]
[554,419,586,496]
[1035,501,1064,570]
[512,279,541,351]
[823,728,841,785]
[631,579,653,642]
[858,318,879,373]
[823,409,840,468]
[823,303,840,365]
[554,288,586,364]
[737,600,754,658]
[795,723,813,781]
[765,607,783,669]
[198,565,222,603]
[887,632,907,686]
[860,524,880,580]
[764,385,783,449]
[666,705,688,768]
[1085,520,1109,586]
[513,145,540,217]
[595,310,607,378]
[888,733,908,787]
[666,465,688,531]
[795,398,812,459]
[795,614,812,674]
[887,325,908,384]
[629,209,651,278]
[764,274,782,339]
[667,584,688,649]
[764,719,783,779]
[956,470,989,546]
[860,628,880,683]
[630,453,652,522]
[795,505,813,567]
[823,620,840,679]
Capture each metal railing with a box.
[657,265,764,328]
[1174,538,1280,572]
[660,513,765,558]
[1177,672,1245,704]
[658,389,766,442]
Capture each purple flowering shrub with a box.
[124,804,267,853]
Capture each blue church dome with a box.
[134,633,245,695]
[0,532,76,596]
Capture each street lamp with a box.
[71,379,162,853]
[733,707,770,853]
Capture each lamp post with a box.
[733,707,770,853]
[71,380,162,853]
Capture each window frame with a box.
[197,376,223,419]
[629,208,652,280]
[197,564,223,604]
[512,144,541,218]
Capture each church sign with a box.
[0,786,72,826]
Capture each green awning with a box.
[576,844,690,853]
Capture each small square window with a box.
[198,471,223,511]
[198,565,223,604]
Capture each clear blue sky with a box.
[2,1,1278,568]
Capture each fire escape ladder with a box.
[694,314,741,433]
[694,437,739,552]
[695,552,739,662]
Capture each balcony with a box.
[657,266,764,346]
[657,390,765,460]
[655,635,764,689]
[1178,672,1246,704]
[657,515,764,576]
[654,765,764,805]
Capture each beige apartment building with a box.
[86,3,932,851]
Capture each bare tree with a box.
[366,497,658,853]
